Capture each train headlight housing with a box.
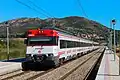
[26,54,32,60]
[48,53,54,57]
[26,54,31,57]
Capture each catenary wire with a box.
[27,0,55,18]
[15,0,50,18]
[77,0,88,18]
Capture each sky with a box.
[0,0,120,30]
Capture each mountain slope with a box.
[0,16,110,42]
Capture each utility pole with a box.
[112,19,116,61]
[52,18,56,27]
[119,31,120,75]
[110,21,112,51]
[5,22,9,60]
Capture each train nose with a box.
[33,54,47,62]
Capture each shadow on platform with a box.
[98,74,120,76]
[2,58,26,62]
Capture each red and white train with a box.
[22,28,99,69]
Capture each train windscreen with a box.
[27,36,58,45]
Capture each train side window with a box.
[66,41,71,48]
[80,42,82,47]
[67,41,76,48]
[71,41,74,48]
[60,40,66,49]
[75,42,78,47]
[84,43,86,47]
[67,41,70,48]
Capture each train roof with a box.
[27,28,99,44]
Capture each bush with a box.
[0,39,26,60]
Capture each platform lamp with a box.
[5,22,10,60]
[109,20,112,51]
[111,19,116,61]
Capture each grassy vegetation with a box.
[0,39,26,60]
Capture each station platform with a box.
[95,47,120,80]
[0,62,22,76]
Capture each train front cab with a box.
[22,30,61,70]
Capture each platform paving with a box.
[95,47,120,80]
[0,62,22,76]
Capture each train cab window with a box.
[27,36,58,45]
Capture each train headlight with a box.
[48,53,54,57]
[26,54,31,58]
[26,54,32,60]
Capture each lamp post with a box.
[110,21,112,51]
[5,22,9,60]
[119,31,120,75]
[112,19,116,61]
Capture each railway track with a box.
[59,53,97,80]
[0,70,47,80]
[62,48,105,80]
[0,67,57,80]
[0,70,23,79]
[0,70,30,80]
[0,47,105,80]
[34,47,105,80]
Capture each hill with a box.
[0,16,116,42]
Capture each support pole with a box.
[119,32,120,75]
[119,50,120,75]
[110,21,112,52]
[7,26,9,60]
[113,24,116,61]
[111,19,116,61]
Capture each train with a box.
[22,28,100,70]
